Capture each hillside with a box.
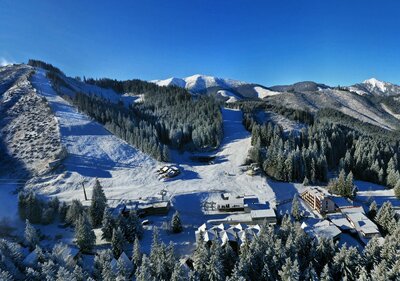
[0,64,64,176]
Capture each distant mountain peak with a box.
[151,74,246,93]
[363,78,390,92]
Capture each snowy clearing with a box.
[254,86,281,99]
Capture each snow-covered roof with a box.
[203,230,217,242]
[331,196,353,208]
[196,223,261,246]
[250,209,276,219]
[301,220,341,240]
[326,213,354,231]
[345,212,380,235]
[341,206,365,215]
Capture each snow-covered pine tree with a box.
[135,255,155,281]
[24,219,39,250]
[132,236,142,270]
[56,266,74,281]
[40,260,57,281]
[89,179,107,227]
[111,227,125,258]
[124,211,143,242]
[222,243,237,277]
[101,207,115,241]
[370,260,388,281]
[207,242,225,281]
[72,265,85,281]
[356,267,371,281]
[65,200,84,226]
[170,262,185,281]
[278,258,299,281]
[362,237,382,271]
[368,200,378,220]
[93,249,113,280]
[319,264,332,281]
[394,180,400,199]
[291,195,301,221]
[375,201,396,235]
[171,211,183,233]
[192,234,209,280]
[74,214,95,253]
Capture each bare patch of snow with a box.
[254,86,280,99]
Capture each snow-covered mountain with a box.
[152,74,246,93]
[347,78,400,96]
[152,74,281,101]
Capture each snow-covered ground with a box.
[354,180,399,207]
[254,86,281,99]
[27,70,278,209]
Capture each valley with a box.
[1,62,400,280]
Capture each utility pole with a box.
[81,182,88,201]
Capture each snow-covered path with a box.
[28,70,276,210]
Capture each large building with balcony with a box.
[301,187,336,214]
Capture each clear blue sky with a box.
[1,0,399,86]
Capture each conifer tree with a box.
[132,237,142,270]
[75,214,95,253]
[101,207,115,241]
[171,211,183,233]
[89,179,107,227]
[368,200,378,220]
[112,227,125,258]
[375,201,396,235]
[394,180,400,199]
[278,258,299,281]
[124,211,143,242]
[291,195,301,221]
[65,200,84,226]
[207,242,225,281]
[24,219,39,250]
[136,255,155,281]
[320,264,332,281]
[193,234,210,281]
[170,262,185,281]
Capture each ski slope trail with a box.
[28,70,159,201]
[28,70,276,209]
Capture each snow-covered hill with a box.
[0,65,64,176]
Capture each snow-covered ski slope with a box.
[28,69,276,206]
